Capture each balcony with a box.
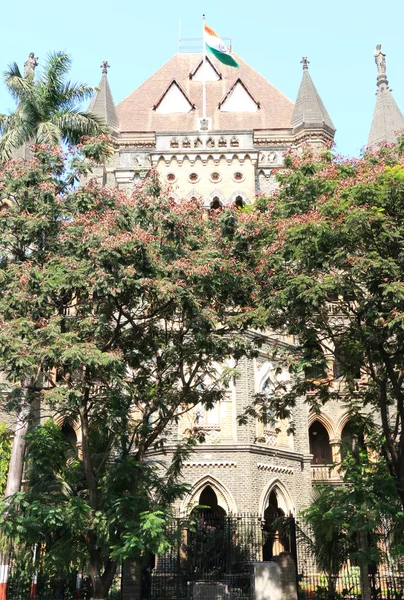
[311,463,341,483]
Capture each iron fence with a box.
[294,519,404,600]
[2,514,404,600]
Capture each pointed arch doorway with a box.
[262,489,291,560]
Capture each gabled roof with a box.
[152,79,195,111]
[189,56,222,80]
[116,53,294,133]
[218,78,260,110]
[291,59,335,135]
[88,68,119,131]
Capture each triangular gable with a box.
[218,79,260,113]
[189,57,222,82]
[153,79,195,114]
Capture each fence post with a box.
[0,553,9,600]
[30,544,38,600]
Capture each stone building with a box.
[84,45,404,549]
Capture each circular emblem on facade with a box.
[166,173,177,183]
[233,171,244,182]
[210,171,221,183]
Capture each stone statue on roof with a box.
[374,44,386,75]
[24,52,38,77]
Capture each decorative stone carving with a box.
[198,425,221,444]
[24,52,38,77]
[182,137,191,148]
[101,60,110,74]
[206,137,215,148]
[374,44,386,75]
[263,428,278,446]
[170,137,179,148]
[218,136,227,147]
[230,136,239,147]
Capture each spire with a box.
[368,44,404,148]
[291,57,335,135]
[87,61,120,132]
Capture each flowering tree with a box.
[253,142,404,513]
[0,141,265,599]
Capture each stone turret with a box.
[368,44,404,148]
[88,61,120,132]
[291,57,335,143]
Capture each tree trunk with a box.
[88,557,117,600]
[1,384,32,600]
[4,380,33,499]
[358,532,371,600]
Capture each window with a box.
[233,171,244,182]
[210,172,221,183]
[166,173,176,183]
[188,172,199,183]
[235,195,244,208]
[309,421,332,464]
[210,197,222,211]
[304,342,327,380]
[261,377,275,428]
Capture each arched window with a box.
[261,377,275,428]
[210,197,223,212]
[309,421,332,464]
[304,342,327,380]
[235,195,244,209]
[341,421,365,460]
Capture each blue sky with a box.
[1,0,403,157]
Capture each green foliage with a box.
[0,51,108,162]
[0,422,11,495]
[254,143,404,512]
[0,142,265,597]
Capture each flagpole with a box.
[202,14,207,119]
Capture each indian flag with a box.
[204,24,239,68]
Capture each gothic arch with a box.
[229,190,248,206]
[185,189,202,202]
[168,192,179,202]
[53,414,82,446]
[307,411,336,439]
[336,413,355,439]
[255,361,276,394]
[180,474,237,515]
[258,479,294,518]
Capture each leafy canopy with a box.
[0,51,108,162]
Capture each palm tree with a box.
[0,50,108,162]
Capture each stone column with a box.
[251,553,297,600]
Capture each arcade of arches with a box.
[192,484,291,561]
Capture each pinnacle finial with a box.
[301,57,310,70]
[373,44,389,91]
[101,60,110,75]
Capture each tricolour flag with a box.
[204,25,239,68]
